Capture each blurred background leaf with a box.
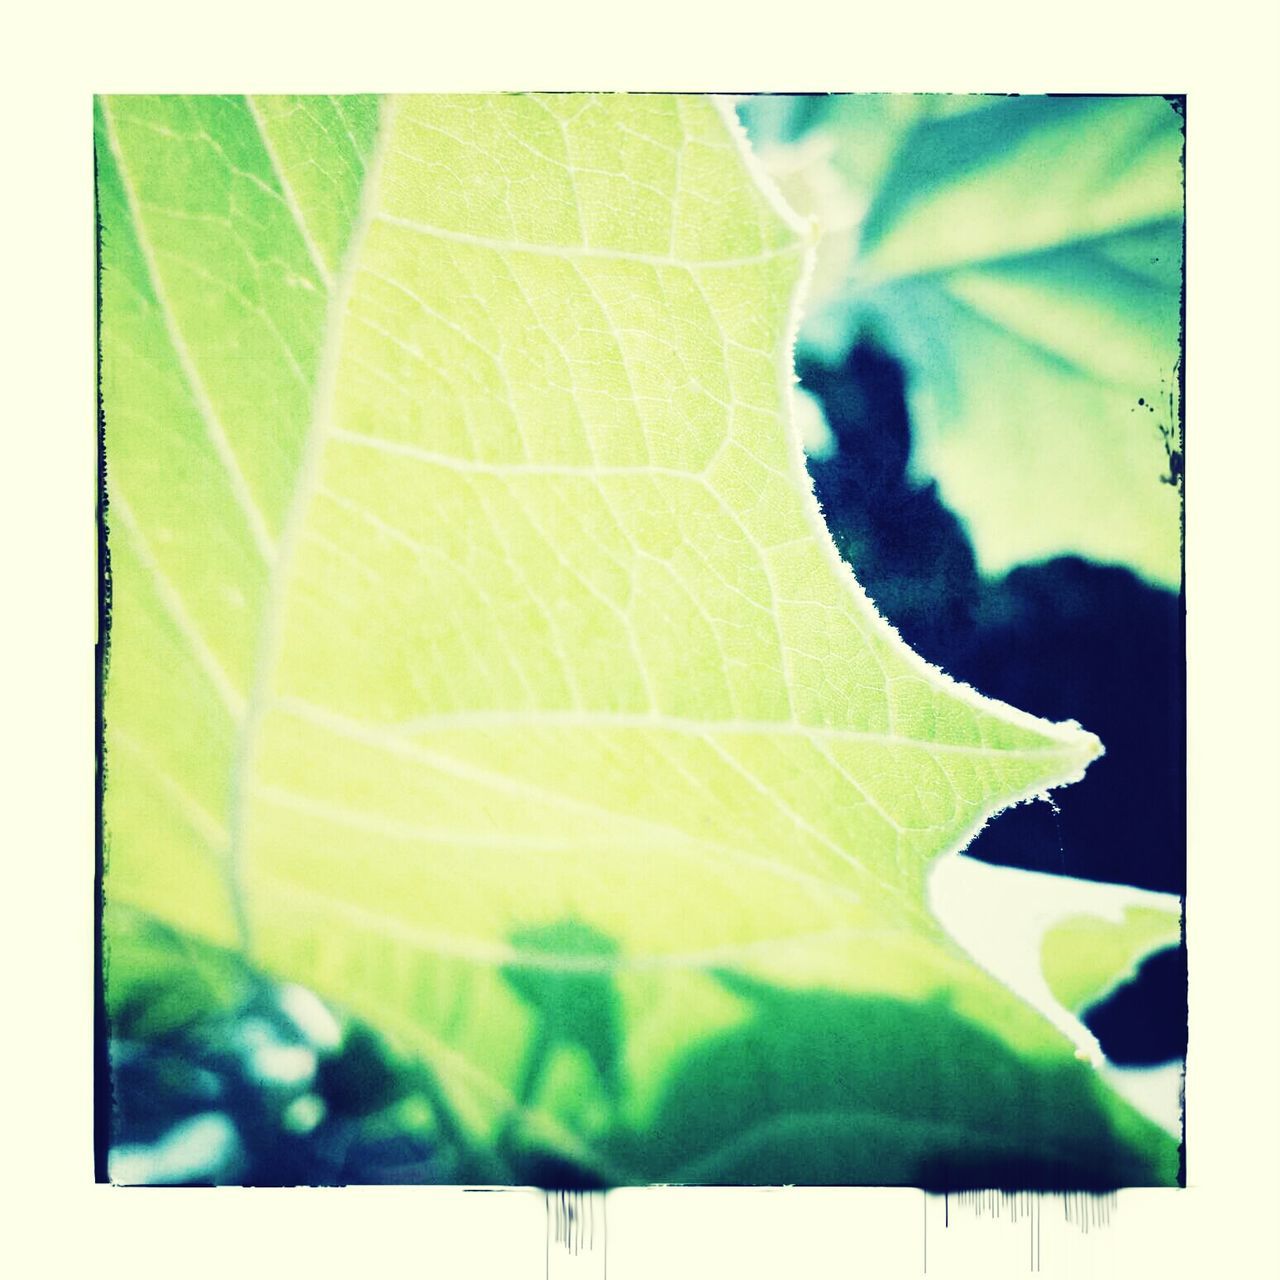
[742,94,1184,589]
[1041,903,1182,1019]
[105,906,465,1184]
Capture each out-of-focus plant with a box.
[741,94,1184,589]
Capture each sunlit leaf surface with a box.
[1042,904,1182,1018]
[98,93,1177,1185]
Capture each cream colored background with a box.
[5,2,1278,1274]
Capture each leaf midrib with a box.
[860,213,1183,291]
[222,96,399,953]
[305,699,1089,759]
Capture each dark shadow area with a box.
[498,920,623,1188]
[502,920,624,1106]
[495,930,1176,1189]
[515,1152,610,1192]
[1084,945,1189,1067]
[608,972,1175,1189]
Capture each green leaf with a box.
[103,904,254,1042]
[744,95,1184,588]
[1042,906,1182,1018]
[931,854,1182,1062]
[502,921,624,1104]
[98,93,1176,1186]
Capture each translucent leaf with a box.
[1042,905,1182,1017]
[98,93,1177,1185]
[930,854,1182,1061]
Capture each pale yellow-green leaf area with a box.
[1042,906,1182,1017]
[100,94,1174,1184]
